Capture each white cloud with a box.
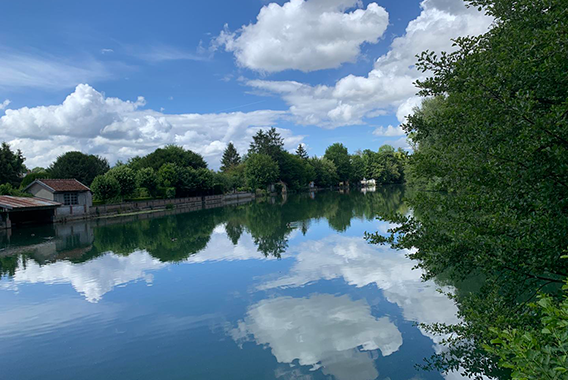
[0,99,10,111]
[0,50,112,90]
[3,250,166,303]
[372,125,405,137]
[101,48,114,54]
[229,294,402,380]
[247,0,492,127]
[0,84,302,169]
[129,44,208,63]
[214,0,388,72]
[259,234,461,345]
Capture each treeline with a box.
[0,128,408,202]
[369,0,568,378]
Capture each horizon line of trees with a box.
[0,129,409,202]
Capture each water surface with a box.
[0,188,463,380]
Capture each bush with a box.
[165,187,176,199]
[91,175,120,202]
[0,183,31,197]
[244,154,279,191]
[136,167,158,197]
[20,171,50,189]
[106,165,136,198]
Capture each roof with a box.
[26,179,91,193]
[0,196,61,211]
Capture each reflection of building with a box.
[0,220,95,264]
[25,179,93,217]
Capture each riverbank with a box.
[56,192,257,223]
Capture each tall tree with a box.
[244,154,279,191]
[129,145,207,171]
[48,151,109,186]
[324,143,351,183]
[0,142,26,187]
[368,0,568,377]
[220,142,241,172]
[248,127,284,161]
[295,144,308,160]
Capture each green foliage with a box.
[324,143,351,183]
[244,154,279,190]
[368,0,568,378]
[0,142,26,187]
[309,157,338,188]
[91,175,120,202]
[20,170,50,189]
[360,146,407,184]
[48,151,109,186]
[165,187,176,199]
[248,127,284,161]
[349,154,365,184]
[485,285,568,380]
[106,165,136,198]
[136,167,159,197]
[0,183,31,197]
[278,152,307,190]
[129,145,207,171]
[220,142,241,172]
[158,163,180,188]
[295,144,308,160]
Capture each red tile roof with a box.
[36,179,90,192]
[0,196,61,210]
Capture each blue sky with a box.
[0,0,491,169]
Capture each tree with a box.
[248,127,284,161]
[20,170,50,189]
[48,151,109,186]
[484,285,568,380]
[220,143,241,172]
[0,142,26,187]
[158,163,180,188]
[244,154,279,191]
[136,167,159,197]
[106,165,136,198]
[279,151,308,190]
[349,154,365,184]
[91,175,120,201]
[295,144,308,160]
[324,143,351,183]
[0,183,30,197]
[368,0,568,377]
[129,145,206,171]
[309,157,338,188]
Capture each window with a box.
[64,193,79,205]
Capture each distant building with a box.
[361,178,376,187]
[25,179,92,216]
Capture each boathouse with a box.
[24,179,93,216]
[0,196,61,229]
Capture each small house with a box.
[25,179,92,216]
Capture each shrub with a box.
[106,165,136,198]
[91,175,120,201]
[165,187,176,199]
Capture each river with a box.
[0,187,466,380]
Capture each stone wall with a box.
[54,192,256,222]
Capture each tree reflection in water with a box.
[0,186,407,276]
